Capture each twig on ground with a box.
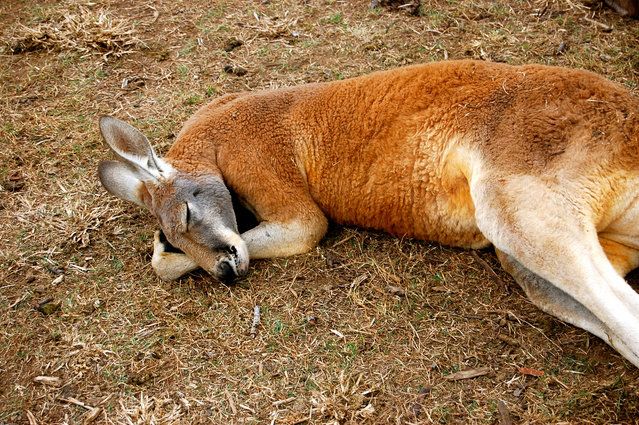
[250,305,260,337]
[58,397,94,410]
[33,376,61,386]
[25,410,38,425]
[583,16,613,32]
[331,233,356,248]
[225,389,237,415]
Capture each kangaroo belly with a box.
[308,136,489,249]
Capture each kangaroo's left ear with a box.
[97,116,170,208]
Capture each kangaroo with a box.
[98,60,639,367]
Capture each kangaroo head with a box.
[97,116,249,282]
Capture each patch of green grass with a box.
[205,86,218,97]
[561,390,592,418]
[184,94,203,106]
[16,229,28,241]
[441,364,460,376]
[180,44,196,57]
[102,364,128,384]
[112,257,124,272]
[466,399,479,414]
[196,4,228,32]
[433,405,452,423]
[72,143,84,154]
[489,3,510,18]
[412,307,432,323]
[328,12,343,25]
[300,39,319,49]
[562,355,594,374]
[425,9,447,27]
[2,122,18,136]
[272,319,285,334]
[344,342,358,359]
[177,64,190,79]
[257,46,270,57]
[369,6,383,15]
[28,4,53,24]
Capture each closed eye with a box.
[185,202,191,231]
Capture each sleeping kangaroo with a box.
[98,60,639,367]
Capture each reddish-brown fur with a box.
[168,60,639,253]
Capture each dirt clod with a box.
[2,171,26,192]
[223,64,248,76]
[223,38,243,52]
[35,299,61,316]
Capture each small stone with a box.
[223,38,243,52]
[223,65,248,76]
[556,41,567,55]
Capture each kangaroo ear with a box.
[99,116,165,179]
[98,160,152,208]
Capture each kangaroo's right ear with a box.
[98,160,152,207]
[99,116,167,180]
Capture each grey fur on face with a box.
[166,173,239,248]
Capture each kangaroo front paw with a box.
[154,229,183,254]
[151,230,199,281]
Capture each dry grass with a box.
[1,0,639,424]
[2,5,143,58]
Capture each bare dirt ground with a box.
[1,1,639,424]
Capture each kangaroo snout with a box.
[215,258,239,283]
[209,237,250,283]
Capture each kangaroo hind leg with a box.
[471,174,639,367]
[495,249,639,365]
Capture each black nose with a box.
[217,260,236,283]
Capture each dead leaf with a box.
[444,367,490,380]
[330,329,345,339]
[386,285,406,297]
[497,334,519,346]
[518,367,544,377]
